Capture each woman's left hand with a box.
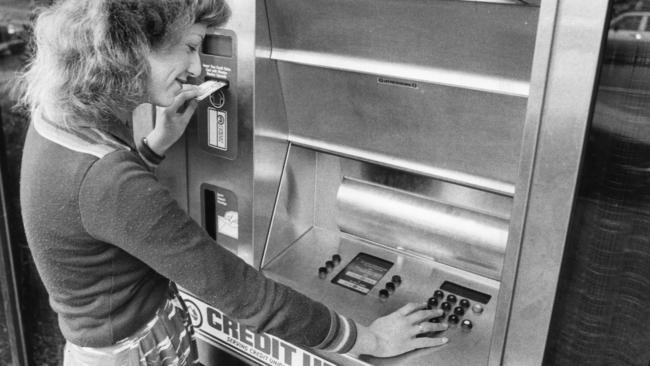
[145,84,201,156]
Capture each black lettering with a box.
[222,315,239,338]
[280,342,297,365]
[255,333,271,354]
[241,326,254,347]
[206,308,222,331]
[272,338,279,359]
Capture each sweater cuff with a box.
[314,310,357,354]
[137,137,165,168]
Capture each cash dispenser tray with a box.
[261,145,510,366]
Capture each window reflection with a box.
[545,1,650,365]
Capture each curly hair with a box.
[20,0,229,129]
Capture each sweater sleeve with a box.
[77,150,356,350]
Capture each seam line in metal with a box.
[289,134,515,197]
[269,48,530,98]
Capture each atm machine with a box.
[155,0,610,365]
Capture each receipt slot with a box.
[197,29,237,160]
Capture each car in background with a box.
[0,5,31,56]
[605,11,650,65]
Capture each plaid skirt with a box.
[63,290,198,366]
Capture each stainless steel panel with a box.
[186,0,256,263]
[253,0,290,268]
[261,146,317,266]
[263,227,499,366]
[266,0,538,84]
[490,0,610,365]
[279,63,527,189]
[337,178,508,280]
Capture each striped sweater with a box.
[20,113,356,352]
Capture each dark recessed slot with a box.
[203,188,217,240]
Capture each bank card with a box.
[195,80,228,101]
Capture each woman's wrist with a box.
[144,129,172,157]
[346,324,378,357]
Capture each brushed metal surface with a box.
[263,227,499,366]
[266,0,538,83]
[253,0,290,268]
[337,178,508,280]
[490,1,610,365]
[279,63,527,188]
[270,49,530,97]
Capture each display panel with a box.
[202,35,233,57]
[332,253,393,294]
[440,281,491,304]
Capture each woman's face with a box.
[146,23,207,106]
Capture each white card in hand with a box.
[195,80,228,101]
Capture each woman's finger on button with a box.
[407,308,444,324]
[397,302,427,316]
[412,321,448,336]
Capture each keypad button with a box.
[448,314,460,324]
[392,275,402,286]
[434,290,445,299]
[325,260,335,271]
[318,267,327,279]
[441,302,452,311]
[454,306,465,316]
[332,254,341,266]
[427,297,438,309]
[460,299,470,308]
[461,319,473,330]
[385,282,396,294]
[447,294,457,304]
[472,304,484,314]
[379,289,389,301]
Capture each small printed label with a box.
[377,77,418,89]
[216,189,238,240]
[208,108,227,150]
[179,290,337,366]
[332,253,393,295]
[203,63,232,79]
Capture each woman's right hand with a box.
[349,302,449,358]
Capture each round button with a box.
[325,260,335,271]
[448,314,460,324]
[385,282,396,293]
[453,306,465,316]
[441,302,452,311]
[318,267,327,279]
[472,304,484,314]
[461,319,473,330]
[434,290,445,299]
[460,299,470,308]
[447,294,457,303]
[427,297,438,309]
[379,289,390,301]
[332,254,341,266]
[392,275,402,286]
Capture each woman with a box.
[19,1,449,365]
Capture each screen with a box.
[332,253,393,295]
[440,281,491,304]
[202,35,233,57]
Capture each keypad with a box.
[425,288,477,334]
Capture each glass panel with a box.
[612,14,643,30]
[545,1,650,365]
